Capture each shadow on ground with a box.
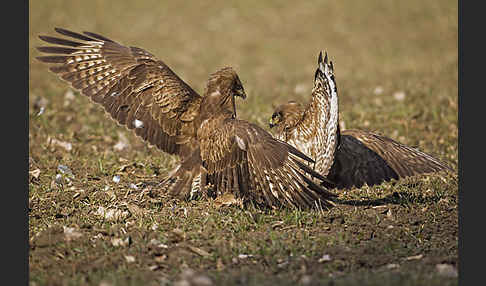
[335,190,446,206]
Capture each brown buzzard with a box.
[36,28,337,209]
[269,52,453,189]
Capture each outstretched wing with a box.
[36,28,203,158]
[325,133,399,189]
[326,129,453,189]
[304,51,338,133]
[299,51,340,176]
[199,118,336,209]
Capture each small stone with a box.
[33,96,48,114]
[55,174,63,185]
[129,183,139,190]
[148,265,160,271]
[58,165,73,176]
[393,91,406,101]
[50,138,73,152]
[238,254,253,259]
[405,254,423,261]
[111,236,131,247]
[318,254,332,263]
[37,106,45,116]
[63,226,83,242]
[149,238,168,249]
[29,169,41,179]
[151,223,159,231]
[112,175,121,183]
[386,263,400,269]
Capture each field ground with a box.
[29,1,458,285]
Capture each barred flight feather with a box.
[270,51,453,190]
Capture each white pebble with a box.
[112,175,120,183]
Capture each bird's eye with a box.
[271,112,282,122]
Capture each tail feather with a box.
[159,163,206,200]
[159,148,205,200]
[315,50,335,82]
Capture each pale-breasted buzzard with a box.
[269,52,452,189]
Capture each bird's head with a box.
[203,67,246,118]
[269,100,304,131]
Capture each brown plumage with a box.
[269,51,453,190]
[270,52,340,177]
[36,28,336,209]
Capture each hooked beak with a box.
[234,88,247,100]
[269,118,275,128]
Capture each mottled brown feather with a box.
[341,129,453,178]
[200,118,336,208]
[270,52,453,189]
[37,28,336,209]
[36,28,202,159]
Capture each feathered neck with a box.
[200,67,239,120]
[277,102,306,135]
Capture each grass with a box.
[29,0,458,285]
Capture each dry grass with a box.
[29,1,458,285]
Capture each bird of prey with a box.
[269,51,453,189]
[35,28,337,209]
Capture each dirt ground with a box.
[29,1,458,285]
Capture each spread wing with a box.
[199,119,336,209]
[302,52,338,137]
[36,28,203,158]
[325,133,399,189]
[297,52,340,176]
[325,129,453,189]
